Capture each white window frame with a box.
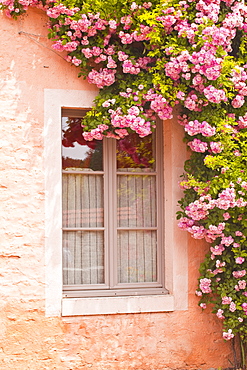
[62,109,165,297]
[44,88,188,316]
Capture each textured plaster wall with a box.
[0,8,232,370]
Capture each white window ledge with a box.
[62,294,174,316]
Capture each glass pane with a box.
[63,231,104,285]
[62,174,104,228]
[62,117,103,171]
[117,175,156,227]
[117,132,155,172]
[118,230,157,283]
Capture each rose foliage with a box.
[2,0,247,351]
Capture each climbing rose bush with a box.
[2,0,247,355]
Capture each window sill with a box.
[61,294,174,316]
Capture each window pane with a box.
[117,175,156,227]
[117,132,155,172]
[118,230,157,283]
[62,117,103,171]
[63,231,104,285]
[62,174,104,228]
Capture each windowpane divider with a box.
[64,283,110,291]
[62,170,104,175]
[117,227,158,231]
[106,138,119,289]
[63,228,105,231]
[116,171,157,175]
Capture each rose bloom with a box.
[233,270,246,278]
[242,302,247,311]
[223,212,231,220]
[236,257,245,264]
[222,296,232,304]
[236,231,243,236]
[238,280,246,289]
[223,329,234,340]
[216,309,225,319]
[195,290,202,296]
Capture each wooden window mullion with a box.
[156,121,164,286]
[103,137,110,288]
[105,138,118,288]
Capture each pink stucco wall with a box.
[0,8,232,369]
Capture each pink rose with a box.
[236,257,245,264]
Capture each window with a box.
[44,88,187,316]
[62,109,166,297]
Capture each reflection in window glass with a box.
[117,132,155,172]
[117,175,156,228]
[62,117,103,171]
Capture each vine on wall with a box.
[2,0,247,361]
